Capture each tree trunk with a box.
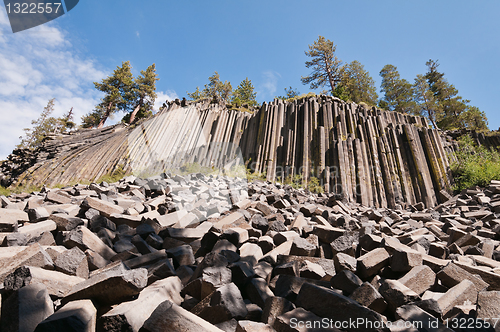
[324,58,336,94]
[97,102,113,129]
[128,102,142,124]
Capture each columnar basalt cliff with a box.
[1,96,454,208]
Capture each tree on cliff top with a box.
[89,61,134,129]
[122,64,159,124]
[232,77,258,107]
[423,59,487,131]
[333,60,378,106]
[379,64,417,114]
[18,98,75,149]
[187,72,233,105]
[301,36,343,94]
[82,61,159,128]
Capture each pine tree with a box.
[334,60,378,105]
[232,77,258,107]
[413,74,439,128]
[301,36,343,93]
[86,61,134,129]
[277,86,300,100]
[379,64,417,114]
[187,86,204,101]
[124,64,159,124]
[18,99,74,149]
[187,72,233,105]
[459,106,489,131]
[422,59,487,131]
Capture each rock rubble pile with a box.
[1,173,500,332]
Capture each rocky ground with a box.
[1,173,500,331]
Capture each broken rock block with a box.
[437,279,478,318]
[138,300,225,332]
[4,265,85,298]
[330,269,363,295]
[1,283,54,332]
[63,262,147,306]
[245,277,275,308]
[98,277,183,332]
[289,236,317,257]
[83,196,125,218]
[398,265,436,296]
[436,262,489,292]
[35,299,96,332]
[357,248,390,280]
[477,291,500,332]
[63,226,117,261]
[54,246,89,278]
[201,266,232,299]
[191,282,248,324]
[395,304,453,332]
[349,282,387,314]
[390,248,422,273]
[261,296,295,326]
[0,208,29,231]
[295,283,388,332]
[378,279,420,312]
[49,213,84,231]
[0,243,53,282]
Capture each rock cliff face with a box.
[1,96,454,208]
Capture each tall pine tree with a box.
[379,64,416,114]
[301,36,343,94]
[334,60,378,105]
[124,64,159,124]
[232,77,258,107]
[83,61,134,129]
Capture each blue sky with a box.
[1,1,499,160]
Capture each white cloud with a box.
[154,90,178,112]
[0,9,105,160]
[257,70,281,100]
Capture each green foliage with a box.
[125,64,159,124]
[459,106,489,131]
[379,64,417,114]
[94,165,128,184]
[90,61,135,128]
[307,176,324,194]
[301,36,343,94]
[334,60,378,105]
[83,61,159,128]
[277,86,300,100]
[0,186,11,196]
[413,74,439,128]
[282,174,303,189]
[451,135,500,192]
[18,98,75,149]
[187,86,204,101]
[422,59,488,131]
[179,162,213,175]
[81,107,104,129]
[188,72,233,105]
[246,169,267,182]
[232,77,258,107]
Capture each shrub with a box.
[0,186,11,196]
[451,135,500,192]
[307,176,324,194]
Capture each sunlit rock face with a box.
[2,95,453,208]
